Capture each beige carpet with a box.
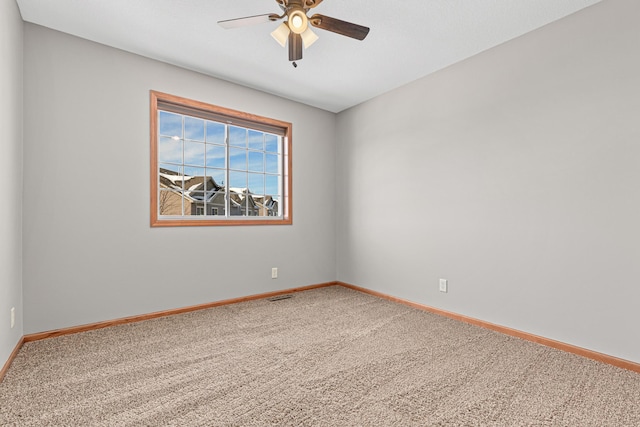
[1,286,639,426]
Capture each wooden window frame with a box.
[150,91,292,227]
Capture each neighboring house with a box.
[159,168,276,217]
[253,195,279,217]
[228,187,259,217]
[158,171,194,216]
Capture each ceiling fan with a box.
[218,0,370,65]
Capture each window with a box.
[150,91,292,227]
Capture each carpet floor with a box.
[1,286,639,426]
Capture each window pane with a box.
[206,144,225,169]
[189,191,206,203]
[266,154,279,174]
[206,191,226,216]
[248,130,264,150]
[236,196,258,217]
[265,175,280,196]
[229,126,246,148]
[201,177,214,193]
[158,189,184,216]
[184,141,205,167]
[248,173,264,195]
[229,188,248,216]
[184,167,206,191]
[265,134,279,153]
[206,121,225,144]
[205,169,225,189]
[255,196,269,217]
[159,111,182,138]
[271,196,281,216]
[183,199,198,216]
[255,195,279,217]
[183,176,205,211]
[229,171,246,189]
[158,136,183,164]
[248,152,264,173]
[184,116,205,141]
[159,163,184,190]
[229,148,247,171]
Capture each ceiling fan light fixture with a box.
[218,0,370,63]
[288,9,308,34]
[270,22,290,47]
[301,27,319,49]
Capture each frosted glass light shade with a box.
[271,22,290,47]
[301,27,319,48]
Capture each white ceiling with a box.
[16,0,602,113]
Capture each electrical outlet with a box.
[271,267,278,279]
[10,307,15,329]
[439,279,448,293]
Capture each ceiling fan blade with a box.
[288,32,303,61]
[304,0,324,8]
[309,14,370,40]
[218,14,278,29]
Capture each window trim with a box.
[150,91,292,227]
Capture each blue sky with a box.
[158,111,281,196]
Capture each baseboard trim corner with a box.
[24,281,338,343]
[0,336,25,383]
[336,281,640,374]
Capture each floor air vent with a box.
[268,294,293,302]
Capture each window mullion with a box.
[225,124,230,218]
[245,131,249,216]
[181,116,186,216]
[203,121,208,217]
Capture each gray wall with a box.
[336,0,640,363]
[0,0,24,368]
[23,24,336,334]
